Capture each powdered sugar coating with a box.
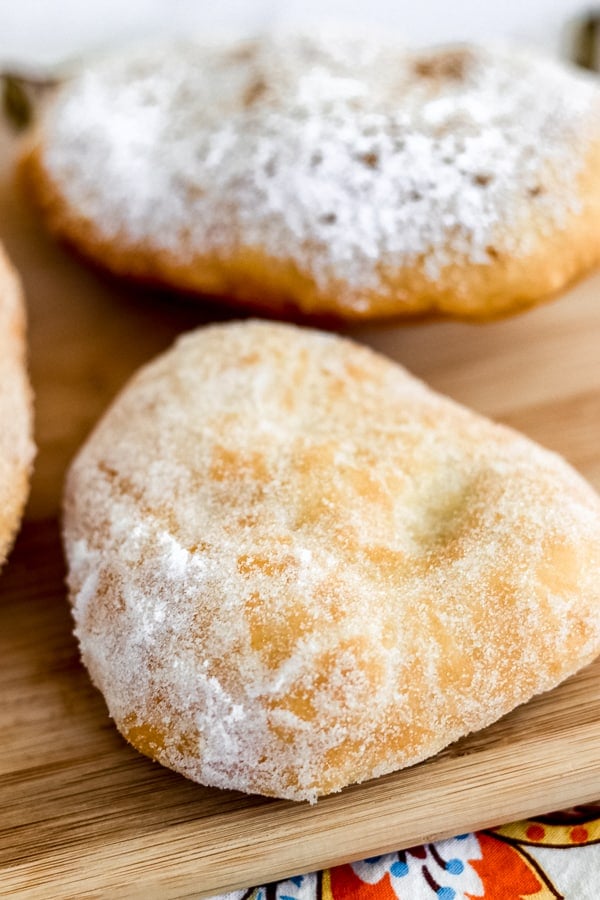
[38,33,600,312]
[64,321,600,801]
[0,246,34,567]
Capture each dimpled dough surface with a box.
[64,321,600,801]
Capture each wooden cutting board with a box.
[1,117,599,900]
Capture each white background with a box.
[0,0,591,67]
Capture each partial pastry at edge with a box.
[63,320,600,801]
[22,34,600,322]
[0,245,34,568]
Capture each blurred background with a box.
[0,0,593,67]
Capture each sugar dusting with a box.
[0,247,35,566]
[64,321,600,801]
[41,33,600,304]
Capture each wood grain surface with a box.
[1,117,599,899]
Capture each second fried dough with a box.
[24,34,600,321]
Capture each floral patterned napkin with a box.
[210,802,600,899]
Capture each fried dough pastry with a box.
[0,246,34,568]
[64,321,600,801]
[24,34,600,322]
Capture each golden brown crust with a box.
[0,245,34,567]
[22,139,600,323]
[64,321,600,801]
[22,38,600,323]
